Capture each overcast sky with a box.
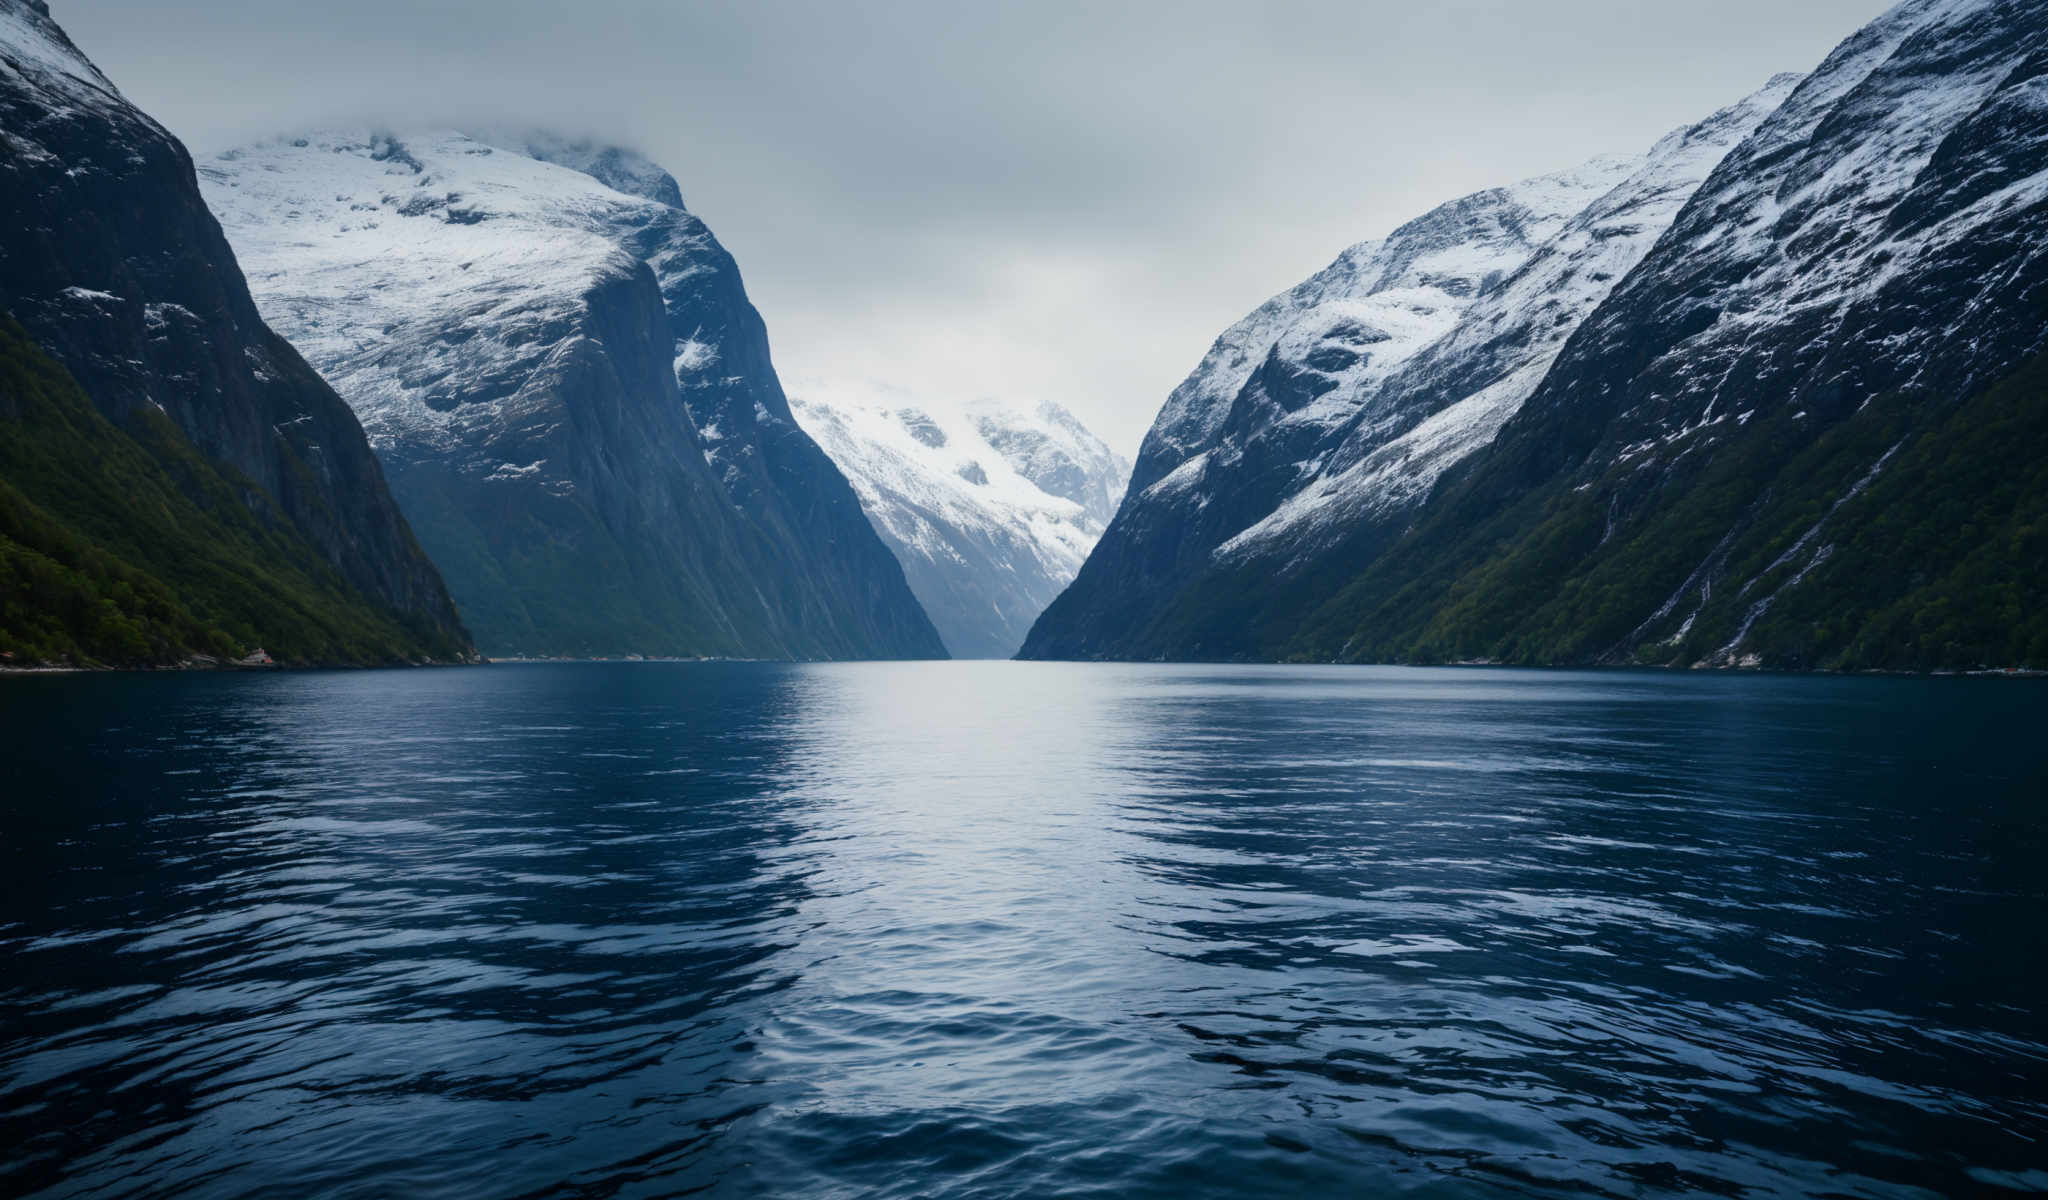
[63,0,1885,452]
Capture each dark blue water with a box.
[2,664,2045,1199]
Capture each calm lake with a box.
[2,663,2044,1198]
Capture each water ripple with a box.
[2,663,2044,1198]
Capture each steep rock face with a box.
[1478,0,2045,486]
[790,386,1128,658]
[201,130,944,659]
[0,1,470,663]
[1285,0,2048,671]
[1022,82,1792,660]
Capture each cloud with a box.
[62,0,1885,452]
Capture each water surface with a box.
[2,663,2045,1198]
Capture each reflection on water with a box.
[1,663,2044,1198]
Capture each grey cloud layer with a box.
[64,0,1884,451]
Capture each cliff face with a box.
[0,0,471,664]
[521,134,951,661]
[203,130,946,660]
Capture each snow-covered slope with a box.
[1220,73,1805,564]
[1131,155,1640,496]
[792,384,1129,658]
[1513,0,2048,456]
[1024,80,1792,660]
[201,129,944,659]
[204,131,664,463]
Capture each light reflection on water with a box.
[2,662,2045,1198]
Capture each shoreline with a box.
[5,657,2042,679]
[0,657,475,676]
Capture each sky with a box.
[62,0,1887,454]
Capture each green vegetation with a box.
[1276,351,2048,671]
[1733,354,2048,670]
[0,318,470,667]
[387,465,756,660]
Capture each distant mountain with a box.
[201,130,945,660]
[0,0,471,666]
[791,385,1129,658]
[1028,0,2048,671]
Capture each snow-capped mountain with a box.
[200,130,944,660]
[1221,75,1804,564]
[0,0,471,664]
[1325,0,2048,670]
[1130,156,1641,497]
[1023,76,1794,660]
[1029,0,2048,671]
[791,385,1129,658]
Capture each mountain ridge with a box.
[1281,0,2048,671]
[1024,0,2048,672]
[201,128,947,660]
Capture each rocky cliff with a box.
[0,0,471,665]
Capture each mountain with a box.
[1027,0,2048,671]
[790,385,1129,658]
[1018,127,1679,657]
[200,129,945,660]
[0,0,471,666]
[1288,0,2048,672]
[1024,74,1796,662]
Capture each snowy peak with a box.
[0,0,119,107]
[794,386,1105,537]
[1540,0,2048,458]
[470,129,687,209]
[792,383,1129,659]
[202,125,946,659]
[1216,72,1805,562]
[201,129,696,466]
[973,399,1129,527]
[1362,153,1639,296]
[1135,153,1639,493]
